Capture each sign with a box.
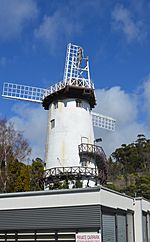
[76,233,101,242]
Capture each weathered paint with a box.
[45,98,94,170]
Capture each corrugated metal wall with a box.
[127,213,134,242]
[117,215,127,242]
[142,213,148,242]
[102,214,116,242]
[102,207,134,242]
[0,205,100,231]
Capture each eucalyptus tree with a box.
[109,135,150,198]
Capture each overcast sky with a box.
[0,0,150,160]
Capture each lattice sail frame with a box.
[92,112,116,131]
[2,82,48,103]
[63,43,94,88]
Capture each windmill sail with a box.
[92,112,116,131]
[63,43,94,88]
[2,82,48,103]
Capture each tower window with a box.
[54,102,58,109]
[51,119,55,129]
[64,100,67,107]
[76,99,82,107]
[82,161,87,167]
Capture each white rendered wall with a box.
[134,199,143,242]
[99,187,134,211]
[45,98,94,169]
[142,197,150,242]
[0,187,133,211]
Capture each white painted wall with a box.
[147,213,150,242]
[99,187,134,211]
[45,98,94,169]
[0,187,134,211]
[134,199,143,242]
[133,198,150,242]
[0,188,100,210]
[141,198,150,212]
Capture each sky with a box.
[0,0,150,161]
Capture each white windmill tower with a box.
[2,43,115,188]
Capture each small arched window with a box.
[54,101,58,109]
[76,99,82,107]
[50,119,55,129]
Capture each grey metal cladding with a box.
[102,214,116,242]
[0,205,100,231]
[117,215,127,242]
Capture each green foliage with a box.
[112,134,150,173]
[74,179,83,188]
[0,158,44,193]
[135,176,150,199]
[107,134,150,200]
[7,160,30,192]
[30,158,44,191]
[62,180,69,189]
[50,182,63,190]
[0,117,45,193]
[49,179,83,190]
[49,180,69,190]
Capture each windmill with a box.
[2,43,115,188]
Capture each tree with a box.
[7,160,30,192]
[30,158,44,191]
[135,176,150,199]
[0,118,31,192]
[108,134,150,199]
[111,135,150,178]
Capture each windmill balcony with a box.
[78,143,107,182]
[78,143,106,164]
[43,143,107,187]
[44,166,99,183]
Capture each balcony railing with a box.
[43,166,105,185]
[78,143,106,160]
[43,144,107,187]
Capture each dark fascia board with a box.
[101,205,127,214]
[42,85,96,110]
[0,186,101,199]
[135,197,150,202]
[127,209,134,214]
[100,186,134,200]
[0,185,137,200]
